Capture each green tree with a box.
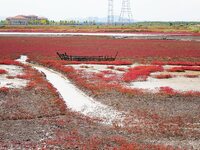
[40,19,47,25]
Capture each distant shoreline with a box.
[0,32,199,41]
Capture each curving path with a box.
[16,55,130,126]
[34,66,127,125]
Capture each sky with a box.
[0,0,200,21]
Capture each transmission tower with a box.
[119,0,133,23]
[108,0,114,24]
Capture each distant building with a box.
[6,15,48,25]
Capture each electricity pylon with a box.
[108,0,114,24]
[119,0,133,23]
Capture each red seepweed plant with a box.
[160,86,176,95]
[116,67,126,72]
[0,87,9,93]
[0,69,7,74]
[167,66,200,72]
[152,74,174,79]
[0,60,22,66]
[184,74,199,78]
[153,61,200,66]
[160,87,200,96]
[107,66,115,69]
[123,65,164,82]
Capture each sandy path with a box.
[34,66,126,125]
[16,55,128,126]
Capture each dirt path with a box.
[34,65,129,125]
[16,55,133,126]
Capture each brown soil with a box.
[0,89,156,149]
[95,92,200,119]
[1,87,199,149]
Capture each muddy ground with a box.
[1,86,200,149]
[94,92,200,118]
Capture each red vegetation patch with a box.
[3,130,174,149]
[0,37,200,61]
[184,74,199,78]
[16,74,33,80]
[167,66,200,72]
[153,61,200,66]
[181,66,200,71]
[107,66,115,69]
[100,70,115,75]
[80,65,90,69]
[183,91,200,96]
[0,60,22,66]
[38,127,173,149]
[152,74,174,79]
[159,87,200,97]
[160,87,176,95]
[167,67,185,72]
[123,65,164,82]
[0,87,9,93]
[6,76,15,79]
[116,67,126,72]
[0,69,7,74]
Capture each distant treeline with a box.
[0,20,96,26]
[133,21,200,26]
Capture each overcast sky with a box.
[0,0,200,21]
